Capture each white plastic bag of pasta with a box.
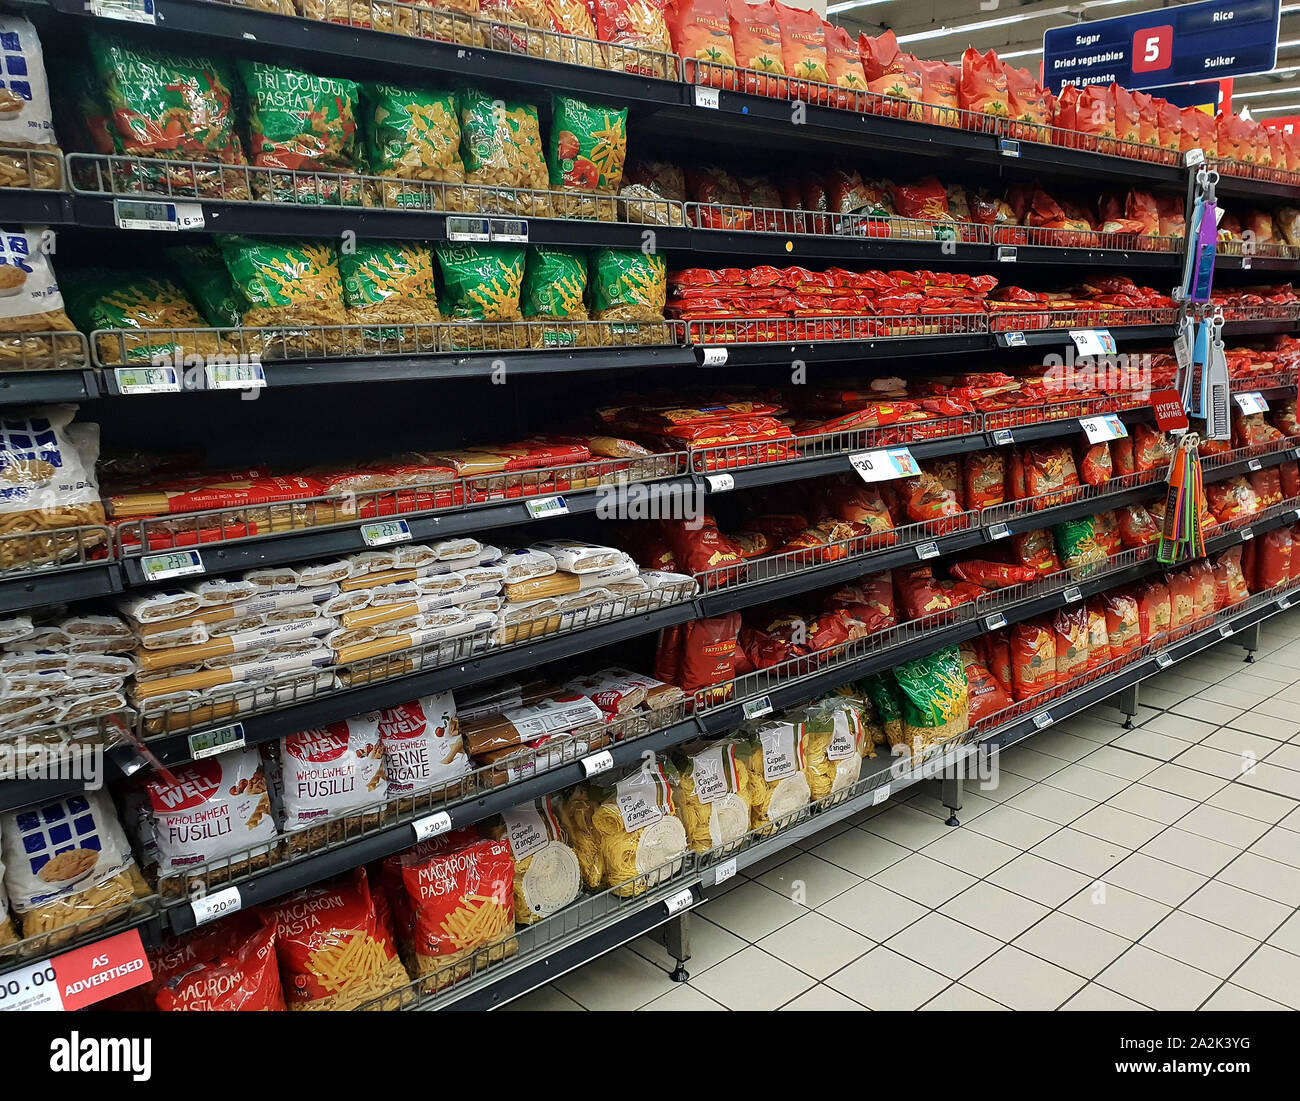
[376,690,468,797]
[669,738,752,854]
[0,404,102,529]
[798,697,867,804]
[0,823,14,945]
[596,764,686,896]
[2,789,147,937]
[491,795,581,923]
[280,714,387,831]
[0,19,54,149]
[144,747,278,875]
[739,722,811,833]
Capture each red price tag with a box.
[1132,24,1173,74]
[1150,388,1189,432]
[51,929,152,1011]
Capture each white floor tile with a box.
[689,946,815,1012]
[869,852,978,908]
[1205,782,1298,823]
[756,911,873,981]
[1094,945,1221,1010]
[1077,745,1161,781]
[885,910,1002,979]
[1060,882,1171,940]
[824,946,950,1011]
[987,852,1094,907]
[1042,762,1133,801]
[553,947,675,1011]
[860,803,955,850]
[1070,804,1167,849]
[756,851,862,909]
[1140,762,1229,801]
[1142,910,1259,980]
[807,825,911,879]
[1217,851,1300,907]
[920,827,1020,877]
[1006,783,1097,824]
[966,803,1061,849]
[1200,984,1290,1010]
[1030,827,1131,878]
[920,984,1009,1010]
[778,984,867,1011]
[816,879,929,942]
[1182,879,1293,940]
[962,945,1086,1011]
[1105,783,1199,825]
[697,879,807,942]
[1140,827,1240,876]
[1228,944,1300,1009]
[939,880,1052,941]
[1061,983,1150,1010]
[1175,804,1272,848]
[1012,912,1130,978]
[640,984,727,1011]
[1100,852,1208,907]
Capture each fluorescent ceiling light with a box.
[893,1,1144,46]
[826,0,892,13]
[1233,85,1300,98]
[998,47,1044,59]
[1247,101,1300,112]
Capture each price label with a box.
[1173,332,1193,374]
[1218,624,1234,638]
[988,522,1011,541]
[705,473,735,493]
[1080,414,1127,444]
[1001,332,1027,348]
[1032,711,1053,731]
[1150,389,1190,433]
[1278,595,1292,610]
[88,0,157,21]
[205,360,266,390]
[1063,586,1083,603]
[413,811,453,841]
[916,542,940,560]
[664,887,695,915]
[997,246,1018,262]
[1070,329,1117,357]
[525,495,569,520]
[999,138,1021,158]
[191,886,242,927]
[984,612,1007,631]
[115,365,180,394]
[187,723,245,761]
[488,218,529,243]
[701,347,728,366]
[1185,148,1206,167]
[0,929,152,1012]
[1242,253,1252,270]
[446,216,491,242]
[871,783,892,806]
[0,958,61,1012]
[992,428,1015,446]
[141,549,204,581]
[581,749,614,777]
[1247,458,1263,472]
[714,857,738,886]
[848,446,918,483]
[742,696,773,720]
[1241,526,1255,541]
[694,86,720,109]
[1292,448,1300,462]
[1234,392,1269,414]
[113,197,202,231]
[361,519,411,547]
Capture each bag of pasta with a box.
[339,240,440,350]
[1054,515,1107,571]
[1213,544,1249,606]
[547,94,627,219]
[1011,618,1056,701]
[799,696,869,805]
[521,247,588,348]
[892,645,969,759]
[219,237,351,358]
[583,765,688,895]
[594,0,674,78]
[361,83,465,210]
[164,244,242,328]
[589,248,667,341]
[0,228,83,370]
[1135,577,1171,641]
[485,796,582,924]
[0,18,60,190]
[0,830,14,947]
[436,243,525,349]
[543,0,608,67]
[457,88,551,215]
[669,737,753,854]
[737,722,811,834]
[0,404,106,572]
[238,61,362,205]
[151,912,285,1011]
[270,867,413,1009]
[2,790,150,943]
[961,641,1013,725]
[861,671,904,745]
[480,0,552,57]
[63,267,224,367]
[1053,604,1089,683]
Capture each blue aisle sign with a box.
[1044,0,1280,93]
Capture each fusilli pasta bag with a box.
[668,738,753,854]
[486,796,582,924]
[892,645,970,761]
[455,89,552,216]
[340,240,440,352]
[737,722,811,836]
[590,765,687,897]
[361,83,466,210]
[799,696,868,805]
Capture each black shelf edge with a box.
[0,562,121,616]
[1222,318,1300,338]
[708,333,990,365]
[1006,324,1175,348]
[0,368,98,405]
[0,187,72,225]
[0,776,91,815]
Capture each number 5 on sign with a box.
[1132,25,1172,73]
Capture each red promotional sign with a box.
[51,929,152,1011]
[1151,389,1190,433]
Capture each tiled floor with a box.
[507,614,1300,1011]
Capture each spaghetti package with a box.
[961,642,1012,725]
[669,738,753,853]
[280,718,387,838]
[151,913,285,1012]
[738,722,811,832]
[377,692,468,798]
[799,696,869,803]
[488,797,582,923]
[1011,618,1056,701]
[270,867,411,1009]
[2,791,150,941]
[1053,604,1089,682]
[891,645,969,755]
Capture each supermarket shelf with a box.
[0,777,90,815]
[0,186,70,224]
[994,324,1173,349]
[0,368,98,405]
[1221,318,1300,338]
[0,905,164,980]
[0,561,122,616]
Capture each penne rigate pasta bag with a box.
[737,721,811,835]
[668,738,753,854]
[485,796,582,924]
[798,696,871,805]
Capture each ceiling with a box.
[828,0,1300,115]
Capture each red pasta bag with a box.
[1115,502,1160,547]
[1187,558,1219,620]
[822,20,867,104]
[1213,545,1249,606]
[1133,424,1171,472]
[1156,98,1182,154]
[1103,589,1141,656]
[677,613,741,695]
[727,0,787,97]
[947,560,1037,589]
[825,571,895,633]
[1005,447,1026,500]
[963,450,1005,509]
[594,0,674,77]
[1292,523,1300,582]
[859,29,923,118]
[1053,605,1089,683]
[1094,510,1123,557]
[1131,90,1159,157]
[662,513,746,579]
[807,610,852,653]
[1084,601,1110,672]
[736,625,796,672]
[667,0,737,86]
[1011,528,1061,576]
[654,622,685,685]
[896,471,962,524]
[826,478,895,534]
[1248,467,1284,508]
[961,643,1013,724]
[893,563,952,620]
[1167,569,1195,634]
[959,47,1010,124]
[1005,63,1050,141]
[152,912,285,1012]
[1011,618,1056,701]
[1279,460,1300,500]
[985,628,1013,693]
[1255,527,1293,591]
[1023,442,1080,502]
[1242,535,1257,590]
[1110,434,1136,476]
[916,58,959,127]
[1136,577,1171,641]
[1112,83,1140,150]
[775,4,829,100]
[1079,441,1113,487]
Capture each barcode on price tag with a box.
[1155,651,1173,669]
[694,86,720,109]
[988,522,1010,540]
[361,519,411,547]
[1032,712,1053,730]
[115,365,180,394]
[701,347,728,366]
[992,429,1015,446]
[525,495,568,519]
[1080,414,1127,444]
[191,885,242,926]
[1241,526,1254,541]
[871,784,892,806]
[446,215,491,241]
[742,696,773,720]
[581,749,614,777]
[848,446,918,483]
[1063,586,1083,603]
[714,857,738,886]
[1002,332,1027,348]
[705,473,735,493]
[1234,392,1269,414]
[206,360,266,390]
[984,612,1007,631]
[664,887,695,915]
[1070,329,1116,356]
[141,549,204,581]
[188,723,245,761]
[413,811,453,841]
[489,218,529,243]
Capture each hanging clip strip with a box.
[1159,438,1190,565]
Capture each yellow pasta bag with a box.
[737,722,811,835]
[486,796,582,924]
[799,696,870,804]
[669,738,753,853]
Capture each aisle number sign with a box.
[1044,0,1281,93]
[0,930,151,1012]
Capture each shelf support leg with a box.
[1237,621,1261,663]
[1117,682,1140,729]
[941,770,963,828]
[659,912,692,983]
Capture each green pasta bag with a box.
[891,646,970,756]
[521,247,588,319]
[456,88,551,216]
[361,83,464,209]
[1053,515,1105,570]
[547,94,628,195]
[164,245,241,328]
[435,243,525,321]
[339,241,439,346]
[589,249,666,321]
[860,673,904,746]
[238,61,362,205]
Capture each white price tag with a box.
[871,784,892,806]
[412,811,453,841]
[1063,586,1083,603]
[916,542,940,560]
[742,696,773,720]
[1080,414,1127,444]
[1240,526,1254,541]
[848,446,918,483]
[187,723,245,761]
[1173,332,1193,374]
[1070,329,1116,356]
[997,246,1018,262]
[0,958,61,1012]
[141,549,204,581]
[360,519,411,547]
[446,215,491,242]
[525,495,568,519]
[113,197,202,230]
[705,473,735,493]
[694,86,720,109]
[992,428,1015,446]
[714,857,738,886]
[115,365,180,394]
[488,218,529,243]
[984,612,1007,631]
[1234,391,1269,414]
[205,360,266,390]
[581,749,614,777]
[1279,595,1292,610]
[988,522,1011,540]
[1002,332,1027,348]
[999,138,1021,158]
[1247,459,1263,472]
[1155,651,1173,668]
[1242,253,1252,270]
[1185,148,1206,167]
[1032,712,1053,731]
[191,886,242,927]
[664,887,695,915]
[701,346,728,366]
[1218,624,1234,638]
